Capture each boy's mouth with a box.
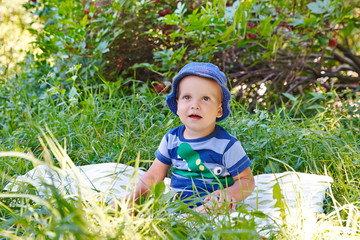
[188,114,202,120]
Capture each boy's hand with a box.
[196,190,237,214]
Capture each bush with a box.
[20,0,360,112]
[136,0,360,111]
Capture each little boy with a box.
[126,62,254,213]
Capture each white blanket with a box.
[5,163,333,231]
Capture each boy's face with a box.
[176,75,223,139]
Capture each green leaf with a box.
[217,0,226,14]
[233,2,244,30]
[161,13,179,25]
[95,40,109,53]
[309,92,326,102]
[68,87,78,99]
[342,22,355,38]
[282,93,297,101]
[260,16,272,37]
[262,51,272,59]
[317,36,328,46]
[251,210,268,218]
[153,181,165,198]
[174,2,187,16]
[292,17,304,26]
[307,1,326,14]
[272,18,283,28]
[221,25,234,40]
[304,15,319,26]
[306,104,325,110]
[273,182,287,223]
[80,15,89,27]
[131,63,158,71]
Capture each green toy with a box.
[173,143,234,186]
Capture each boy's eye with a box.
[183,95,190,100]
[203,96,210,101]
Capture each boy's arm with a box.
[198,167,255,212]
[126,158,170,203]
[226,166,255,201]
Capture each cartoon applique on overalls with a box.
[173,143,234,186]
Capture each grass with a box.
[1,69,360,238]
[1,2,359,238]
[0,127,262,239]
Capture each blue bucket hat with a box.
[166,62,231,122]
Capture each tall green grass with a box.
[1,76,174,168]
[0,128,262,239]
[1,68,360,238]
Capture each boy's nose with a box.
[191,100,200,110]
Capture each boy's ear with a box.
[217,104,223,118]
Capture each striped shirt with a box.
[155,124,251,204]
